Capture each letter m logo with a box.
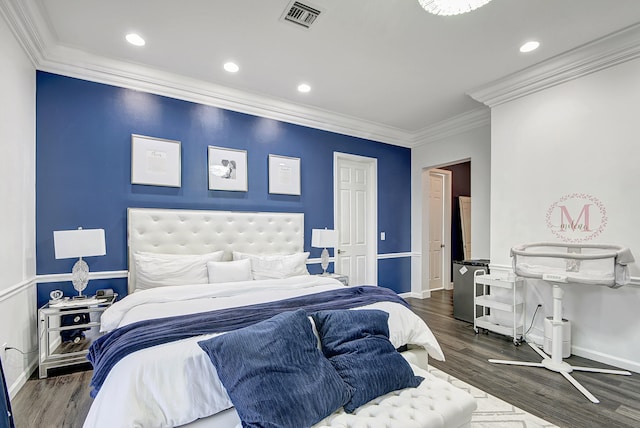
[559,204,592,232]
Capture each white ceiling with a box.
[3,0,640,146]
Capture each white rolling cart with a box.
[473,270,525,346]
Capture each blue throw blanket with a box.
[88,286,408,397]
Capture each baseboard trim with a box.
[570,345,640,374]
[527,333,639,374]
[8,353,38,399]
[404,289,431,299]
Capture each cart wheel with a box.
[474,328,478,334]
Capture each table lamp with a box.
[53,227,106,299]
[311,228,338,275]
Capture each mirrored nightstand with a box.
[315,273,349,286]
[38,294,116,378]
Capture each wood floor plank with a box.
[9,289,640,427]
[408,290,640,428]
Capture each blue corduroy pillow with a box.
[198,309,353,427]
[311,309,424,413]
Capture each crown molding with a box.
[0,0,50,65]
[1,0,416,148]
[43,45,416,148]
[411,107,490,147]
[468,23,640,108]
[1,0,491,149]
[4,1,639,148]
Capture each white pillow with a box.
[232,251,310,280]
[134,251,224,290]
[207,259,252,284]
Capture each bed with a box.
[83,208,476,428]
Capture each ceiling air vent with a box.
[281,1,322,29]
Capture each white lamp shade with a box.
[54,228,106,259]
[311,229,338,248]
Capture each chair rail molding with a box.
[35,270,129,284]
[0,278,34,303]
[378,252,414,259]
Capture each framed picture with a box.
[131,134,181,187]
[269,154,301,195]
[208,146,248,191]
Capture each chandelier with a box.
[418,0,493,16]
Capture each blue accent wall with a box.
[35,72,411,305]
[378,258,412,294]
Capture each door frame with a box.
[333,152,378,285]
[422,168,452,293]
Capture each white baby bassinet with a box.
[489,241,635,404]
[511,242,634,288]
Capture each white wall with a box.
[411,124,491,296]
[0,13,37,394]
[491,57,640,372]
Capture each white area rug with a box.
[429,367,559,428]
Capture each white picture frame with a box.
[208,146,248,191]
[131,134,181,187]
[269,154,301,195]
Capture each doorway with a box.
[422,160,471,294]
[423,169,451,292]
[333,152,377,286]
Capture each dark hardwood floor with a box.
[408,290,640,428]
[10,289,640,427]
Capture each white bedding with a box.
[101,275,341,331]
[85,276,445,428]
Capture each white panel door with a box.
[337,158,369,285]
[429,172,444,289]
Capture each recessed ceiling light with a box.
[126,33,145,47]
[297,83,311,93]
[224,62,239,73]
[520,40,540,53]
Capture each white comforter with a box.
[84,276,444,428]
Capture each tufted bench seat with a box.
[185,363,476,428]
[315,364,477,428]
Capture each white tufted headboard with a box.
[127,208,304,293]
